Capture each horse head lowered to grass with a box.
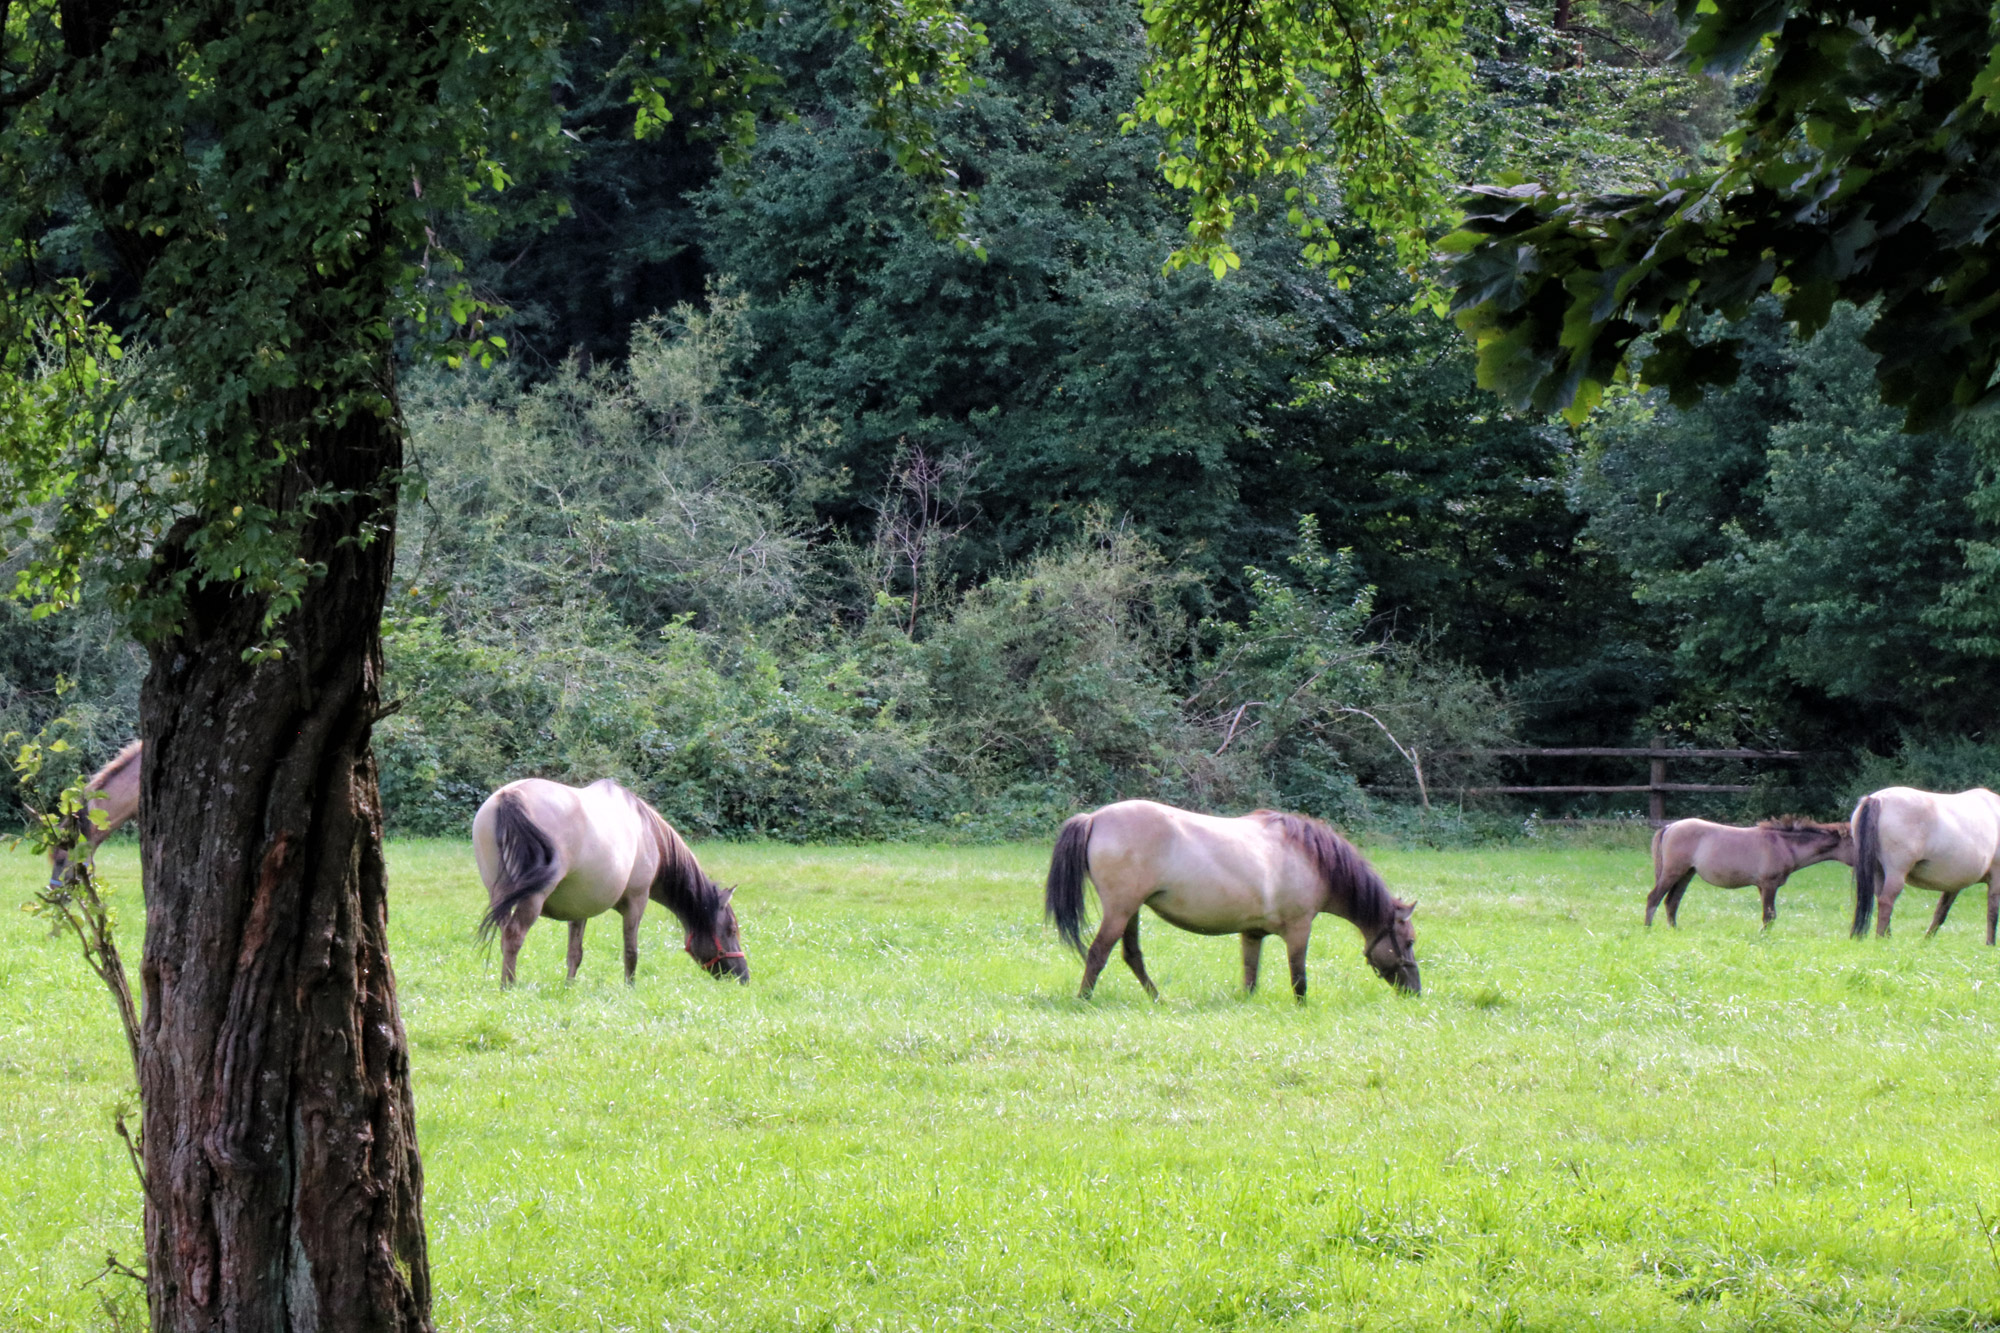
[473,778,747,986]
[1044,799,1418,1002]
[46,740,142,889]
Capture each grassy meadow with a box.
[5,834,2000,1330]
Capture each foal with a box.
[1646,816,1853,928]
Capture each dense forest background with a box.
[8,0,1999,838]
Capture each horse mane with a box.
[1756,815,1849,842]
[1253,809,1398,924]
[628,790,727,932]
[90,739,142,791]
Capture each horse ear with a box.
[722,885,736,903]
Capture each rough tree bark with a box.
[136,385,431,1331]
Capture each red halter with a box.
[685,931,745,965]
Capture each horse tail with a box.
[478,790,559,941]
[1852,795,1883,938]
[1650,822,1666,885]
[1045,813,1096,957]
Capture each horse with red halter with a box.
[473,777,747,985]
[1044,800,1418,1002]
[1645,816,1854,928]
[47,740,143,889]
[1850,786,2000,941]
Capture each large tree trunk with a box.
[137,385,431,1331]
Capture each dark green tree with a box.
[693,0,1627,690]
[1576,303,2000,745]
[1,6,560,1323]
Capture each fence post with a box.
[1649,736,1667,826]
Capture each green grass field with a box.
[5,835,2000,1331]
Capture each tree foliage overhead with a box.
[0,0,576,632]
[1446,0,2000,430]
[1125,0,1469,277]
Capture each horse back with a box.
[1866,786,2000,879]
[1658,818,1780,888]
[1656,818,1738,864]
[1083,800,1330,933]
[1086,800,1291,883]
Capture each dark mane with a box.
[91,739,142,790]
[625,789,726,932]
[1757,815,1848,843]
[1253,809,1398,926]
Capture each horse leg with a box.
[1758,878,1781,928]
[1645,863,1687,926]
[1876,870,1907,938]
[1240,933,1263,994]
[1987,881,1999,947]
[621,891,646,984]
[1284,927,1311,1005]
[1926,888,1962,939]
[1119,915,1159,1001]
[1078,911,1131,999]
[1663,872,1695,928]
[566,920,586,981]
[499,897,545,987]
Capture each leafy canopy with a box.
[0,0,569,644]
[0,0,989,645]
[1444,0,2000,429]
[1126,0,1470,279]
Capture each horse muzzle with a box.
[685,933,749,983]
[1395,963,1422,995]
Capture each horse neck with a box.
[1774,827,1839,869]
[1331,880,1395,941]
[86,746,143,843]
[100,781,139,838]
[1313,842,1394,937]
[644,808,720,932]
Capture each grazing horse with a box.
[1850,787,2000,941]
[473,778,748,985]
[47,740,142,887]
[1645,816,1854,928]
[1043,800,1419,1002]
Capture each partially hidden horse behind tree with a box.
[1044,799,1419,1002]
[1646,816,1854,928]
[473,777,748,985]
[47,739,143,888]
[1850,786,2000,941]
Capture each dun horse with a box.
[1044,800,1419,1001]
[474,778,748,985]
[1645,816,1853,928]
[47,740,142,887]
[1850,786,2000,941]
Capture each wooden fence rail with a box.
[1438,746,1820,825]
